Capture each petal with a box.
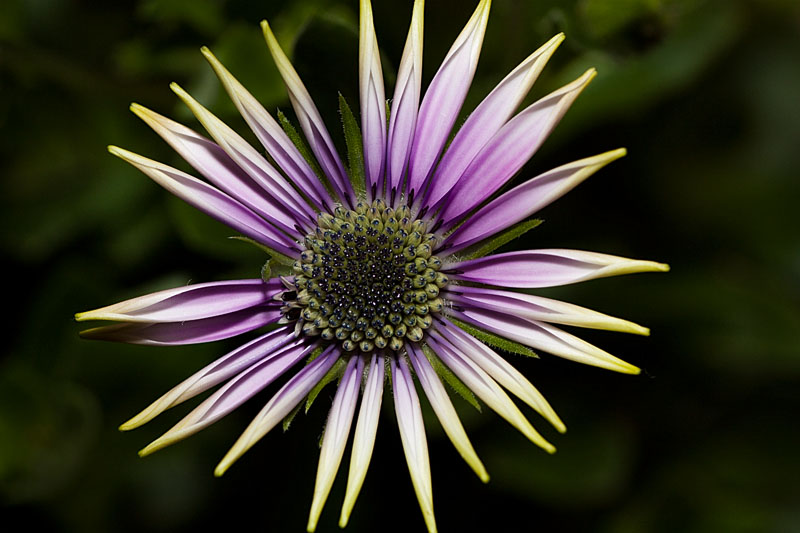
[200,47,335,211]
[215,345,341,476]
[426,334,555,453]
[423,33,564,210]
[386,0,424,205]
[139,337,313,456]
[406,0,491,204]
[307,355,364,532]
[445,285,650,335]
[407,343,489,482]
[79,306,282,346]
[107,146,301,257]
[359,0,387,201]
[75,279,282,323]
[391,355,437,533]
[440,148,627,254]
[170,83,317,230]
[437,69,596,227]
[120,326,295,430]
[261,20,355,206]
[446,249,670,288]
[448,306,640,374]
[339,353,384,528]
[130,104,304,238]
[433,319,565,432]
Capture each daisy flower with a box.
[77,1,668,531]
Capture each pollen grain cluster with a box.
[287,200,448,352]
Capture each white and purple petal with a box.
[215,344,341,476]
[439,149,627,254]
[406,0,491,205]
[436,69,597,227]
[358,0,387,201]
[447,249,669,288]
[422,33,565,210]
[107,146,301,257]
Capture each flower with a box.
[77,1,668,531]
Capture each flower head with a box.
[77,1,668,531]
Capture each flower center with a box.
[288,200,447,352]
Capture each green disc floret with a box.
[286,200,447,352]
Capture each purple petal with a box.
[446,249,670,288]
[108,146,301,257]
[391,354,436,533]
[201,48,335,212]
[437,69,596,228]
[262,21,355,206]
[79,306,282,345]
[405,0,491,204]
[216,344,341,475]
[447,306,640,374]
[139,336,314,455]
[440,148,626,255]
[76,279,283,323]
[444,285,649,335]
[423,33,564,210]
[120,326,296,430]
[130,104,304,238]
[386,0,424,205]
[359,0,387,201]
[170,83,318,230]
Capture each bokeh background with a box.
[2,0,799,531]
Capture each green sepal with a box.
[282,402,303,432]
[305,345,324,363]
[228,235,296,266]
[448,317,539,359]
[305,355,347,413]
[338,93,366,196]
[460,218,544,260]
[421,344,481,412]
[260,261,271,282]
[276,109,326,179]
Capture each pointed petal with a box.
[445,285,650,335]
[359,0,387,201]
[441,149,627,254]
[215,345,341,476]
[307,356,364,532]
[200,47,334,211]
[386,0,424,204]
[170,83,317,230]
[107,146,300,257]
[406,0,491,202]
[449,306,640,374]
[139,338,313,455]
[79,306,282,346]
[434,320,564,432]
[437,69,596,227]
[424,33,564,209]
[391,355,437,533]
[261,20,355,205]
[130,103,305,237]
[76,279,282,323]
[447,249,670,288]
[426,334,555,453]
[339,353,384,528]
[407,343,489,482]
[120,326,295,430]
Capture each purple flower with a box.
[77,1,668,531]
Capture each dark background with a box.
[2,0,799,531]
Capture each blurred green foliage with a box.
[1,0,799,532]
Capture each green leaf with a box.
[227,235,296,266]
[338,93,366,196]
[421,344,481,412]
[448,317,539,359]
[305,355,347,413]
[460,218,543,260]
